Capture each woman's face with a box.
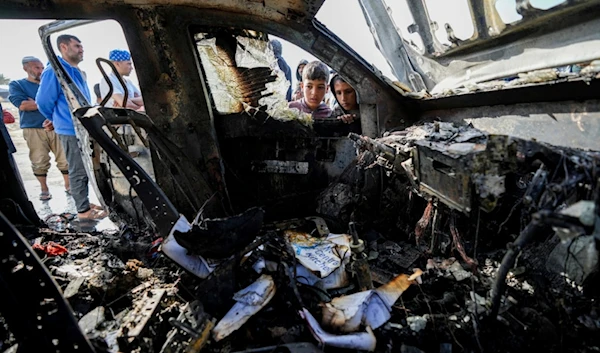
[298,64,306,76]
[333,81,358,111]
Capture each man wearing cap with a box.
[36,34,107,220]
[9,56,70,201]
[99,49,144,110]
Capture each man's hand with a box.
[337,114,356,124]
[43,119,54,132]
[19,98,38,112]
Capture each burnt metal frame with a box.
[74,107,185,235]
[361,0,600,92]
[96,57,129,108]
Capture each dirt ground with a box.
[2,99,114,231]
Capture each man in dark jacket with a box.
[268,39,293,101]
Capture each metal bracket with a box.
[74,107,181,236]
[96,58,129,108]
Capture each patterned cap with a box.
[22,56,41,65]
[109,49,131,62]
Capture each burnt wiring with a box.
[564,236,587,285]
[129,184,142,229]
[489,151,598,321]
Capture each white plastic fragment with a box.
[212,274,276,341]
[448,261,471,281]
[161,215,214,279]
[300,308,377,352]
[321,269,424,332]
[79,306,105,334]
[407,315,428,332]
[63,277,86,299]
[51,264,91,280]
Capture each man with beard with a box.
[36,34,107,220]
[9,56,69,201]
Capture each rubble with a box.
[79,307,106,334]
[2,120,599,353]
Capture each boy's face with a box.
[333,81,358,111]
[301,79,328,111]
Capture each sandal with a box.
[65,188,71,195]
[90,203,105,211]
[78,208,108,221]
[39,192,52,201]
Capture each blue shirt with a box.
[0,103,16,154]
[8,79,47,129]
[36,56,91,136]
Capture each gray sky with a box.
[0,20,135,93]
[0,0,567,94]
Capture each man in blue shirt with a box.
[9,56,70,201]
[36,34,107,220]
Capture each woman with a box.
[291,59,308,101]
[330,74,360,126]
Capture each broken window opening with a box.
[383,0,426,53]
[424,0,475,45]
[495,0,524,24]
[531,0,566,10]
[194,30,313,126]
[0,19,147,229]
[317,0,399,79]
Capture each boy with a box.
[288,61,332,119]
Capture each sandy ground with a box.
[3,100,115,231]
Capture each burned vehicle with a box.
[0,0,599,352]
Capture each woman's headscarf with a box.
[295,59,309,81]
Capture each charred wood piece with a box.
[449,213,478,270]
[415,200,434,245]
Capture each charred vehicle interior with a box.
[0,0,599,352]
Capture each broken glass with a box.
[195,32,313,126]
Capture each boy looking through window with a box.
[288,61,332,119]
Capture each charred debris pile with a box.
[4,122,600,353]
